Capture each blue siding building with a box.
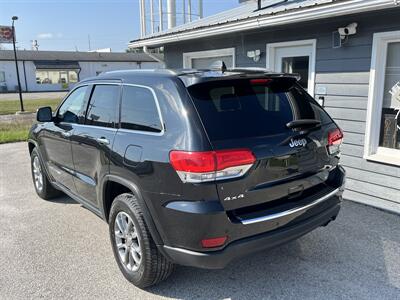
[129,0,400,213]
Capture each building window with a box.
[365,31,400,165]
[183,48,235,69]
[0,71,5,82]
[36,70,79,85]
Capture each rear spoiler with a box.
[181,71,301,87]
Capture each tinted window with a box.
[86,85,120,128]
[57,86,88,124]
[188,78,332,141]
[120,85,162,133]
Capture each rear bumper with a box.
[161,201,341,269]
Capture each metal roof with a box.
[0,50,160,62]
[129,0,397,48]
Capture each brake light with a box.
[250,78,272,85]
[201,236,227,248]
[169,149,255,183]
[327,128,343,154]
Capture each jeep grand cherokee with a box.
[29,68,345,288]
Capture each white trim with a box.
[182,47,235,68]
[366,148,400,166]
[266,39,316,97]
[364,30,400,166]
[129,0,396,48]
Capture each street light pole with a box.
[12,16,24,112]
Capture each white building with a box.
[0,50,161,92]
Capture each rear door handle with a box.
[96,137,110,145]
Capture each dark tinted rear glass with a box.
[188,78,332,141]
[120,85,162,133]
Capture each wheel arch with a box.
[28,139,39,155]
[100,175,163,246]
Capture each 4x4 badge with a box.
[289,138,307,148]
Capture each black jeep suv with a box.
[29,68,345,288]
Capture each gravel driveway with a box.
[0,142,399,299]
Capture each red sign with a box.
[0,26,13,43]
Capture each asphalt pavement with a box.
[0,142,399,299]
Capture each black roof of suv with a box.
[29,67,345,288]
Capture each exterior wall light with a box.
[247,49,261,62]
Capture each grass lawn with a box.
[0,98,61,115]
[0,119,33,144]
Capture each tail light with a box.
[250,78,272,85]
[169,149,255,183]
[327,128,343,154]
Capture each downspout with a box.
[143,45,165,68]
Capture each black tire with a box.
[109,193,174,288]
[30,147,62,200]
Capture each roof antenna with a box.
[209,60,227,73]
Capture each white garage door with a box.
[183,48,235,69]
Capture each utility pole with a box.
[12,16,24,112]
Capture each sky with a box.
[0,0,239,52]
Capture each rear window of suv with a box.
[188,78,332,141]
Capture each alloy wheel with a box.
[32,156,43,192]
[114,212,142,272]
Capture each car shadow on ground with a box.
[47,194,77,205]
[146,201,400,299]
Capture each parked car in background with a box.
[28,68,345,288]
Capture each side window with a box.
[85,85,120,128]
[57,86,88,124]
[120,85,163,133]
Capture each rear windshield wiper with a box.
[286,119,321,129]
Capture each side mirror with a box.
[37,106,53,122]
